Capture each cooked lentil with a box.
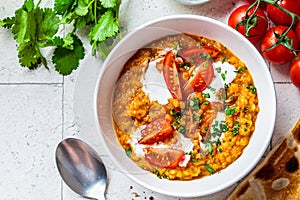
[112,33,259,180]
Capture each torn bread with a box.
[227,117,300,200]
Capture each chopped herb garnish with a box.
[207,142,213,154]
[203,92,210,98]
[186,151,194,156]
[192,113,202,123]
[232,121,241,136]
[221,55,228,63]
[246,84,257,94]
[178,41,183,47]
[204,101,210,105]
[221,122,228,132]
[234,67,247,74]
[224,83,229,89]
[170,109,182,119]
[189,97,200,110]
[179,62,191,70]
[153,168,162,179]
[218,148,223,152]
[221,91,227,99]
[242,108,249,113]
[178,125,186,134]
[221,73,226,81]
[190,56,195,63]
[225,107,236,115]
[216,67,222,73]
[205,165,215,174]
[172,120,180,126]
[208,86,216,92]
[125,147,132,158]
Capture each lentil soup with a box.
[112,33,259,180]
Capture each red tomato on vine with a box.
[261,26,299,64]
[290,53,300,89]
[295,21,300,41]
[266,0,300,26]
[228,4,268,44]
[245,0,266,9]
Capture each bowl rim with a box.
[93,14,277,197]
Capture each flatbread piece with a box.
[227,117,300,200]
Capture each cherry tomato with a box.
[245,0,267,9]
[228,4,268,44]
[138,117,173,144]
[295,21,300,41]
[266,0,300,26]
[163,51,183,100]
[178,47,214,96]
[261,26,299,64]
[290,53,300,89]
[145,148,185,169]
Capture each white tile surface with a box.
[0,0,300,200]
[0,84,62,200]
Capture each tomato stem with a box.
[248,0,299,54]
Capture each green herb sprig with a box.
[0,0,122,75]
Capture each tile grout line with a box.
[61,23,66,200]
[0,82,63,85]
[61,76,65,200]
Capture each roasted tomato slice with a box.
[163,51,183,100]
[145,148,185,169]
[138,117,173,144]
[179,47,214,95]
[202,46,220,59]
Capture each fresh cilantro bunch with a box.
[54,0,121,57]
[0,0,121,75]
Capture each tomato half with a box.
[145,148,185,169]
[202,46,220,59]
[178,47,214,96]
[138,117,173,144]
[290,53,300,89]
[163,51,183,100]
[261,26,299,64]
[228,4,268,44]
[266,0,300,26]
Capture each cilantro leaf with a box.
[22,0,34,12]
[12,5,37,43]
[75,0,90,16]
[35,8,60,40]
[100,0,117,8]
[54,0,75,15]
[18,41,46,69]
[52,34,85,75]
[89,10,119,53]
[40,36,64,47]
[0,17,16,29]
[89,10,119,42]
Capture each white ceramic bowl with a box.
[94,15,276,197]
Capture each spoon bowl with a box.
[55,138,107,200]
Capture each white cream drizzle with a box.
[134,53,238,166]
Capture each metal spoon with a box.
[55,138,107,200]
